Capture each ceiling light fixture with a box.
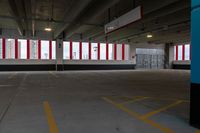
[147,34,153,38]
[44,27,52,32]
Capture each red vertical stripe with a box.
[122,43,125,60]
[49,40,52,59]
[79,41,82,60]
[182,45,185,61]
[114,43,117,60]
[38,40,41,59]
[70,40,73,60]
[2,38,6,59]
[106,42,109,60]
[176,45,178,61]
[15,39,18,59]
[97,42,100,60]
[27,39,30,59]
[89,42,91,60]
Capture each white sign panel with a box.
[105,6,142,34]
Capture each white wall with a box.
[0,60,56,65]
[0,43,134,65]
[0,41,135,65]
[0,59,134,65]
[169,45,175,68]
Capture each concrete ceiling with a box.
[0,0,190,44]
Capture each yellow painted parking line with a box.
[110,95,190,103]
[49,71,59,78]
[119,97,149,105]
[103,97,175,133]
[152,98,189,103]
[140,100,183,119]
[106,95,132,100]
[43,101,59,133]
[8,72,18,79]
[107,96,145,102]
[119,96,141,101]
[103,97,141,117]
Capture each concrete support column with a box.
[190,0,200,128]
[129,44,136,64]
[56,39,63,71]
[164,43,174,69]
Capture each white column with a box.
[56,39,63,70]
[129,44,136,64]
[168,44,175,68]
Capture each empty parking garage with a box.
[0,0,199,133]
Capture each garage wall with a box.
[173,60,191,69]
[0,59,135,71]
[169,44,191,70]
[135,48,165,69]
[0,38,135,71]
[129,42,165,64]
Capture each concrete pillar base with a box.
[190,83,200,129]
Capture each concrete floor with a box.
[0,70,198,133]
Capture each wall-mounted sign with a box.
[105,6,142,34]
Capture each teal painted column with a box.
[191,0,200,128]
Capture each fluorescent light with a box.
[44,27,52,32]
[147,34,153,38]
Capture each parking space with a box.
[103,95,196,133]
[0,70,198,133]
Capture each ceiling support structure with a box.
[92,0,190,42]
[8,0,24,36]
[54,0,93,39]
[31,0,36,37]
[63,0,120,39]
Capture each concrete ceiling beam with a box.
[63,0,121,39]
[8,0,24,36]
[53,0,93,39]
